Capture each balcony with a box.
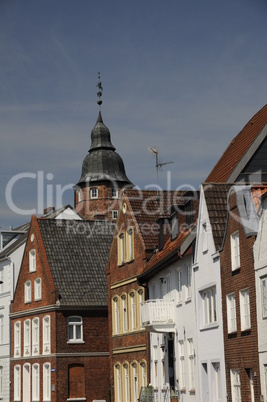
[141,299,175,333]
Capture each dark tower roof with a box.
[77,111,133,186]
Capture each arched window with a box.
[32,317,39,355]
[32,363,39,401]
[14,365,21,401]
[24,281,31,303]
[24,319,31,356]
[140,360,147,389]
[43,363,51,401]
[114,363,122,402]
[29,249,36,272]
[129,291,136,332]
[137,288,144,329]
[34,278,42,301]
[121,294,128,333]
[68,316,83,342]
[112,296,120,335]
[43,315,51,354]
[131,361,139,402]
[14,321,21,357]
[122,362,130,402]
[118,233,125,265]
[23,363,30,402]
[126,227,134,261]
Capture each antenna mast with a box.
[148,147,174,197]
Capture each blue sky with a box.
[1,0,267,228]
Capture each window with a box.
[0,366,3,399]
[90,187,98,199]
[0,315,4,344]
[14,365,21,401]
[140,361,147,389]
[0,269,3,293]
[118,233,125,265]
[129,292,136,331]
[24,319,31,356]
[240,289,251,330]
[114,364,122,402]
[68,316,83,342]
[29,249,36,272]
[186,265,192,299]
[231,231,240,270]
[23,363,30,402]
[112,210,118,220]
[227,293,237,333]
[43,315,51,354]
[187,339,195,390]
[230,369,241,402]
[32,364,39,401]
[121,295,128,333]
[202,287,217,325]
[212,363,221,402]
[202,222,208,252]
[25,281,31,303]
[14,321,21,357]
[137,289,144,329]
[113,296,120,335]
[112,188,118,198]
[126,228,134,262]
[32,318,39,355]
[77,189,82,202]
[179,340,186,389]
[123,363,130,402]
[34,278,42,301]
[43,363,51,401]
[68,364,85,399]
[177,269,182,303]
[131,362,139,402]
[261,276,267,318]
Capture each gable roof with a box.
[203,183,232,250]
[124,189,186,251]
[206,104,267,183]
[38,219,114,307]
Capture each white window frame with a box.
[23,363,30,402]
[24,319,31,356]
[202,222,208,252]
[261,276,267,319]
[130,292,136,332]
[123,362,130,402]
[115,363,122,402]
[240,288,251,330]
[187,338,195,390]
[112,210,118,220]
[230,369,241,402]
[32,317,39,355]
[29,249,36,272]
[231,231,240,271]
[34,278,42,301]
[14,365,21,401]
[14,321,21,357]
[112,188,118,198]
[227,293,237,333]
[113,296,120,335]
[90,187,98,199]
[179,340,186,389]
[68,316,83,343]
[126,227,134,262]
[43,363,51,401]
[202,286,217,326]
[131,362,138,402]
[24,280,31,303]
[177,269,182,303]
[43,315,51,354]
[0,315,4,344]
[140,361,147,389]
[121,294,128,333]
[186,265,192,300]
[32,363,39,402]
[118,232,125,266]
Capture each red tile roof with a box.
[206,104,267,183]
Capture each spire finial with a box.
[96,72,103,110]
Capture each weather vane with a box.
[148,147,174,198]
[96,72,103,109]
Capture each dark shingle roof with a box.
[124,189,186,250]
[38,219,114,307]
[206,104,267,182]
[203,183,232,250]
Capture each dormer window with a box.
[29,249,36,272]
[90,188,98,199]
[112,188,118,198]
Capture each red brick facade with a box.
[220,191,260,402]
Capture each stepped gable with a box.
[38,219,114,307]
[203,183,232,250]
[125,189,186,251]
[206,104,267,182]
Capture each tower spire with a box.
[96,72,103,111]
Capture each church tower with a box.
[74,76,133,220]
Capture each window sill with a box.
[189,389,195,395]
[180,388,186,394]
[185,297,192,304]
[200,322,219,331]
[67,398,86,401]
[176,302,182,307]
[67,341,85,344]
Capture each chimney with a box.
[43,207,55,215]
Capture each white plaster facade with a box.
[193,185,227,402]
[253,198,267,401]
[142,253,199,402]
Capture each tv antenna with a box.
[148,147,174,197]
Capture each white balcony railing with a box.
[141,299,175,332]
